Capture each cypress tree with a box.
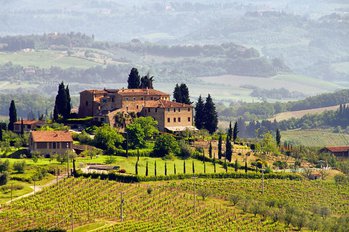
[0,127,2,141]
[127,68,141,89]
[165,162,167,176]
[173,84,182,103]
[8,100,17,131]
[228,122,233,140]
[154,161,157,176]
[203,94,218,134]
[245,160,248,173]
[20,118,24,135]
[145,161,149,176]
[135,161,138,175]
[276,129,281,147]
[194,95,205,129]
[203,160,206,174]
[174,163,177,175]
[53,82,69,121]
[225,135,232,162]
[213,157,216,173]
[192,161,195,174]
[233,122,239,143]
[183,160,186,174]
[65,85,71,118]
[209,142,213,159]
[234,160,238,172]
[218,135,222,160]
[179,83,191,104]
[224,158,228,173]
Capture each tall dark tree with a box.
[140,73,154,89]
[192,161,195,174]
[218,135,223,160]
[165,162,167,176]
[276,129,281,147]
[174,163,177,175]
[227,122,233,140]
[8,100,17,131]
[127,68,141,89]
[225,135,232,162]
[203,94,218,134]
[0,127,2,141]
[233,122,239,143]
[183,160,186,174]
[179,83,191,104]
[53,82,70,121]
[154,161,157,176]
[145,161,149,176]
[20,118,24,135]
[173,84,182,103]
[194,95,205,129]
[209,142,213,159]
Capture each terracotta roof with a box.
[144,100,192,108]
[80,89,107,94]
[325,146,349,153]
[117,88,169,96]
[31,131,73,142]
[14,120,39,125]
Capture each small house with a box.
[29,131,73,155]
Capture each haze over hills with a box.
[0,0,348,89]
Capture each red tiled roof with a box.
[145,100,192,108]
[80,89,107,94]
[117,88,169,96]
[31,131,73,142]
[14,120,39,125]
[325,146,349,153]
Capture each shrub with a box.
[0,159,10,172]
[0,171,9,185]
[229,194,240,206]
[105,156,116,164]
[13,161,26,173]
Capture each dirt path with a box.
[5,174,67,204]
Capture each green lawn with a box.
[282,129,349,147]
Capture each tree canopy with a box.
[127,68,141,89]
[194,95,205,130]
[153,134,180,157]
[126,117,158,149]
[53,82,71,121]
[203,94,218,134]
[173,83,191,104]
[93,124,124,153]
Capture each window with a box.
[178,117,181,122]
[151,97,153,100]
[53,142,56,149]
[167,118,170,123]
[188,117,191,122]
[86,101,89,106]
[111,97,115,102]
[155,108,158,113]
[174,108,176,112]
[126,107,129,112]
[148,108,151,113]
[174,118,176,123]
[136,105,139,109]
[188,108,190,111]
[168,108,170,112]
[141,97,144,100]
[133,97,136,101]
[178,108,181,112]
[125,97,129,101]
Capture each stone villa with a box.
[78,88,196,132]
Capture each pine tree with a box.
[228,122,233,140]
[174,163,177,175]
[179,83,191,104]
[192,161,195,174]
[173,84,182,103]
[8,100,17,131]
[225,135,232,162]
[218,135,223,160]
[276,129,281,147]
[213,157,216,173]
[183,160,186,174]
[140,73,154,89]
[154,161,157,176]
[194,95,205,129]
[209,142,213,159]
[65,85,71,118]
[135,161,138,175]
[245,160,248,173]
[20,118,24,135]
[203,94,218,134]
[233,122,239,143]
[165,162,167,176]
[127,68,141,89]
[234,160,238,172]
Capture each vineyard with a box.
[1,177,349,231]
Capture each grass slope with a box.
[282,129,349,147]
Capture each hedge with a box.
[114,148,153,157]
[74,170,302,183]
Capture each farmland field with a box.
[270,104,341,121]
[282,129,349,147]
[1,177,348,231]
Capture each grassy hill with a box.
[282,129,349,147]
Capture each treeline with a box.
[218,89,349,121]
[0,32,94,51]
[248,86,306,100]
